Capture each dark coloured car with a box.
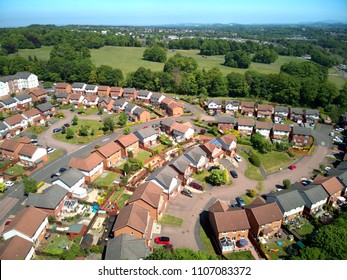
[53,128,61,133]
[236,196,246,207]
[50,173,59,178]
[189,182,203,191]
[154,236,170,245]
[181,188,193,198]
[230,170,238,178]
[59,167,67,173]
[64,123,70,127]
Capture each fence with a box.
[248,233,269,260]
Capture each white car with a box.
[46,147,56,154]
[234,155,242,162]
[5,181,14,187]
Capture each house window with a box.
[232,230,237,234]
[231,237,236,241]
[241,229,246,232]
[222,232,228,235]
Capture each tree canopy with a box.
[143,45,167,63]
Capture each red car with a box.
[154,236,170,245]
[189,182,203,191]
[143,126,149,129]
[289,164,297,170]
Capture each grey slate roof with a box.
[0,97,17,106]
[147,165,181,191]
[36,103,53,112]
[298,184,328,207]
[151,92,164,99]
[305,109,319,115]
[275,106,289,113]
[169,154,191,174]
[293,126,312,136]
[14,71,33,79]
[105,234,150,260]
[291,108,304,115]
[14,93,31,101]
[113,99,127,107]
[56,92,69,99]
[134,127,158,142]
[123,88,136,94]
[53,168,84,188]
[208,99,222,105]
[225,100,239,106]
[0,121,8,131]
[217,115,236,124]
[124,103,137,113]
[85,84,97,90]
[266,189,305,212]
[160,118,176,127]
[71,82,85,89]
[137,90,151,97]
[133,107,146,116]
[25,184,68,209]
[184,146,207,166]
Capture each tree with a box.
[71,115,79,125]
[206,169,227,186]
[98,106,103,115]
[118,113,127,126]
[248,189,257,197]
[103,116,115,132]
[249,154,261,167]
[61,125,66,134]
[23,178,37,195]
[123,126,131,135]
[251,132,273,154]
[124,163,131,175]
[143,45,167,63]
[78,126,88,136]
[256,181,265,194]
[0,182,6,193]
[283,179,291,189]
[252,48,278,64]
[66,127,74,139]
[224,50,251,69]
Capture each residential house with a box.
[255,121,272,139]
[245,199,283,238]
[150,92,165,105]
[55,82,72,93]
[0,121,9,139]
[71,82,86,94]
[0,137,30,159]
[274,106,289,123]
[116,133,140,157]
[167,101,184,116]
[256,104,274,119]
[207,99,222,114]
[98,97,114,112]
[112,202,153,246]
[291,126,312,147]
[171,122,195,142]
[305,109,320,124]
[36,103,56,119]
[216,115,237,133]
[160,97,174,111]
[124,103,139,114]
[147,165,182,198]
[66,224,87,239]
[3,114,28,136]
[169,154,193,185]
[0,97,18,112]
[2,206,48,248]
[14,92,32,109]
[290,108,304,123]
[160,118,176,135]
[208,200,250,252]
[134,127,159,148]
[24,184,69,220]
[84,84,98,95]
[272,123,291,142]
[55,92,70,104]
[266,189,306,220]
[97,85,110,97]
[69,153,104,183]
[137,90,152,103]
[93,141,122,168]
[184,146,208,172]
[18,144,48,166]
[52,168,86,199]
[0,71,39,94]
[296,184,328,215]
[200,141,224,163]
[318,176,344,205]
[105,234,150,260]
[131,107,151,123]
[123,88,138,100]
[112,99,128,113]
[110,87,123,99]
[237,118,255,136]
[213,133,237,156]
[82,95,99,107]
[69,93,84,107]
[240,101,255,117]
[29,88,47,103]
[0,80,10,98]
[225,100,239,115]
[127,181,166,221]
[0,235,35,260]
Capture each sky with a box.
[0,0,346,27]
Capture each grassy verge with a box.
[47,149,64,163]
[239,151,263,181]
[199,226,215,256]
[26,125,48,135]
[158,214,183,227]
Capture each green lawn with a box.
[26,125,48,135]
[110,187,125,202]
[5,164,25,176]
[239,151,264,181]
[199,226,216,256]
[135,150,152,162]
[150,144,167,153]
[328,75,347,90]
[83,107,99,116]
[116,194,132,209]
[192,170,210,183]
[241,194,257,205]
[0,159,11,169]
[53,119,104,144]
[42,234,73,256]
[291,219,315,237]
[47,149,64,163]
[9,46,52,61]
[263,238,295,260]
[93,171,119,187]
[158,214,183,227]
[224,251,255,260]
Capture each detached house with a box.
[98,97,114,112]
[147,165,182,199]
[29,88,47,103]
[305,109,320,124]
[116,133,140,157]
[256,104,274,119]
[291,126,312,147]
[127,181,167,221]
[272,123,291,142]
[214,133,237,156]
[134,127,159,148]
[84,84,98,95]
[201,141,224,163]
[18,144,48,166]
[245,199,283,238]
[297,184,328,215]
[171,122,195,142]
[123,88,138,100]
[150,92,165,105]
[14,92,32,109]
[0,97,17,112]
[113,99,128,113]
[240,101,255,117]
[208,200,250,253]
[3,114,28,136]
[36,103,56,119]
[319,177,344,205]
[55,82,72,93]
[0,137,30,159]
[216,115,236,133]
[169,154,193,185]
[55,92,70,104]
[69,153,104,183]
[160,118,176,135]
[97,85,110,97]
[207,99,222,114]
[110,87,123,99]
[0,71,39,94]
[124,103,138,114]
[52,168,86,199]
[184,146,208,172]
[225,100,239,115]
[274,106,289,123]
[137,90,152,103]
[24,184,69,220]
[290,108,304,123]
[69,93,84,107]
[93,141,122,168]
[0,121,9,139]
[131,107,150,123]
[237,118,255,136]
[82,95,99,107]
[160,97,174,111]
[71,82,86,94]
[255,121,272,139]
[167,101,184,116]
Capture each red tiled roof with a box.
[127,181,163,208]
[22,108,41,118]
[256,121,272,130]
[95,142,122,158]
[241,101,255,108]
[219,133,237,146]
[0,139,22,152]
[69,153,104,172]
[245,203,283,225]
[238,118,255,127]
[211,208,250,232]
[18,144,40,157]
[0,236,33,260]
[4,114,25,126]
[321,177,344,196]
[116,133,138,148]
[208,200,229,213]
[273,123,291,132]
[257,104,274,111]
[30,88,46,97]
[171,122,191,133]
[97,86,110,91]
[161,97,174,105]
[55,83,70,89]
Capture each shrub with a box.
[248,189,257,197]
[249,154,261,167]
[283,179,291,189]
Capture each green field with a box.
[9,46,53,61]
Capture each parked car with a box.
[230,170,238,178]
[46,147,56,154]
[189,182,203,191]
[181,188,193,198]
[152,124,159,128]
[154,236,170,245]
[163,244,174,252]
[50,173,59,178]
[59,167,67,173]
[236,196,246,207]
[234,155,242,162]
[53,128,61,133]
[64,123,70,127]
[5,181,14,187]
[329,132,335,137]
[143,126,149,129]
[289,164,296,170]
[301,180,312,186]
